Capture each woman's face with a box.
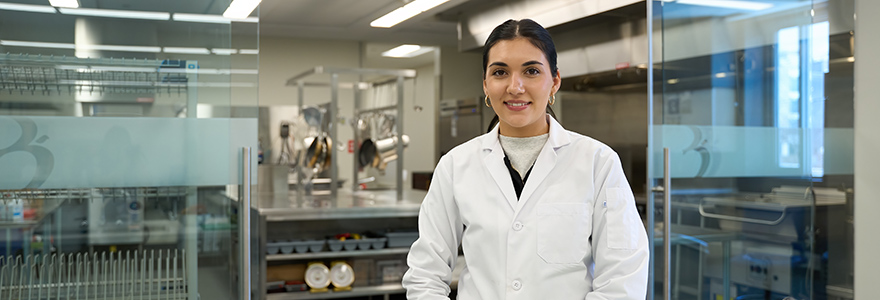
[484,37,560,137]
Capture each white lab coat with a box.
[402,115,649,300]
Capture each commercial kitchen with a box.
[0,0,876,299]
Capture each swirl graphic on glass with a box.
[0,117,54,188]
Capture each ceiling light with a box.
[211,48,237,55]
[676,0,773,11]
[371,0,449,28]
[0,2,57,13]
[223,0,261,19]
[238,49,259,55]
[78,44,161,53]
[382,44,421,57]
[48,0,77,8]
[382,44,435,58]
[173,13,258,24]
[0,40,74,49]
[59,7,170,20]
[163,47,210,55]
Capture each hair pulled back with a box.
[483,19,558,133]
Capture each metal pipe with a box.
[330,74,339,198]
[240,147,253,300]
[663,148,671,300]
[353,84,361,193]
[396,75,405,201]
[297,80,305,202]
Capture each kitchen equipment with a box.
[305,262,331,292]
[330,261,355,291]
[88,188,144,245]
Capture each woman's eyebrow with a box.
[488,62,508,68]
[522,60,544,66]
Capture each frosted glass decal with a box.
[652,125,853,178]
[0,116,256,189]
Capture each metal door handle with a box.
[240,147,252,300]
[698,200,787,225]
[663,148,671,300]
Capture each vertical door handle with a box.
[663,148,671,300]
[240,147,252,300]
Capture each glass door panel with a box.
[0,1,258,299]
[647,0,850,299]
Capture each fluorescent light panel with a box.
[163,47,210,54]
[371,0,448,28]
[173,13,258,24]
[223,0,261,19]
[0,40,74,49]
[382,44,435,58]
[211,48,237,55]
[676,0,773,11]
[48,0,78,8]
[2,39,255,56]
[59,7,170,20]
[78,44,161,53]
[0,2,57,13]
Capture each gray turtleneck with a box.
[499,133,549,179]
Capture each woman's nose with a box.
[506,75,524,94]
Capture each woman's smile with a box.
[504,100,531,111]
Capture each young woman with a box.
[402,19,649,299]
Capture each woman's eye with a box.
[492,69,507,76]
[525,68,540,75]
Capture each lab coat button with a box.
[513,222,523,231]
[512,280,522,291]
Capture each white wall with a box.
[853,0,880,297]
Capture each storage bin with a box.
[307,240,325,252]
[342,239,358,251]
[386,232,418,248]
[371,237,387,250]
[356,238,374,250]
[327,239,344,252]
[266,241,281,254]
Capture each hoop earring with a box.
[549,94,556,105]
[485,95,491,107]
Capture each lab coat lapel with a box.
[482,125,519,211]
[517,116,571,209]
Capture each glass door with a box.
[648,0,852,299]
[0,1,258,299]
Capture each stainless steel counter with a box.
[255,188,427,222]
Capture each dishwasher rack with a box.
[0,249,188,300]
[0,53,189,95]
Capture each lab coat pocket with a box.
[606,187,638,250]
[536,202,591,264]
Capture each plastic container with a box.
[356,238,374,250]
[266,241,281,255]
[327,239,344,252]
[386,232,418,248]
[342,239,358,251]
[307,240,325,252]
[371,237,388,250]
[290,240,325,253]
[278,241,296,254]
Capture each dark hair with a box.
[483,19,559,133]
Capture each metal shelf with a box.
[266,247,409,262]
[257,189,426,222]
[266,283,405,300]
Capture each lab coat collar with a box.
[481,115,571,211]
